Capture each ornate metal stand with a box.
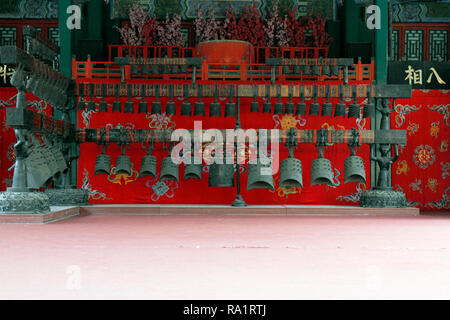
[360,98,406,208]
[0,66,50,213]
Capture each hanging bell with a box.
[116,154,132,176]
[77,87,85,110]
[152,64,160,74]
[293,65,301,75]
[309,100,320,116]
[348,102,360,118]
[193,84,205,116]
[160,156,179,182]
[344,155,366,184]
[208,163,234,187]
[138,84,149,114]
[250,85,259,113]
[296,87,306,116]
[124,100,134,113]
[151,84,161,114]
[26,145,53,189]
[224,85,236,117]
[348,85,359,118]
[331,65,340,77]
[98,84,108,112]
[279,157,303,188]
[247,160,274,191]
[172,65,179,74]
[311,157,334,186]
[334,102,346,117]
[309,85,319,115]
[363,102,374,118]
[263,100,272,113]
[250,101,259,113]
[285,101,294,114]
[322,65,331,76]
[303,65,311,76]
[321,85,332,116]
[334,85,346,117]
[181,101,191,116]
[312,65,321,76]
[87,84,96,111]
[112,84,121,112]
[184,157,202,180]
[224,101,236,117]
[363,90,374,118]
[274,101,283,114]
[166,84,176,115]
[95,153,111,175]
[181,84,191,116]
[140,154,157,178]
[283,66,290,75]
[130,64,139,75]
[210,101,221,117]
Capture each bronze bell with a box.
[247,160,274,191]
[344,155,366,184]
[321,85,332,116]
[296,87,306,116]
[293,65,301,75]
[279,157,303,188]
[208,163,234,187]
[312,65,321,76]
[210,84,221,117]
[116,154,132,176]
[311,157,334,186]
[309,102,319,115]
[152,64,160,74]
[184,158,202,180]
[303,65,311,76]
[151,84,162,114]
[138,84,149,114]
[344,129,366,184]
[166,84,176,115]
[210,101,221,117]
[224,85,236,117]
[250,85,259,113]
[95,153,111,175]
[140,154,157,178]
[87,84,96,111]
[273,85,283,114]
[194,84,205,116]
[160,156,179,182]
[181,84,191,116]
[285,101,294,114]
[347,85,359,118]
[322,65,331,76]
[77,83,85,110]
[334,85,346,117]
[112,84,122,112]
[363,90,374,118]
[331,65,340,77]
[123,84,134,113]
[263,100,272,113]
[98,84,108,112]
[311,131,334,186]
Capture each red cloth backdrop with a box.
[76,83,371,206]
[392,89,449,210]
[0,88,448,210]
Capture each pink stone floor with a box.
[1,214,450,300]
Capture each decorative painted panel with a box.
[47,27,59,46]
[429,29,448,62]
[0,27,17,46]
[390,29,399,61]
[404,29,423,61]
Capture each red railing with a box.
[73,56,374,82]
[108,45,329,62]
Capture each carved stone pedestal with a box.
[0,190,50,213]
[44,188,89,206]
[360,189,407,208]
